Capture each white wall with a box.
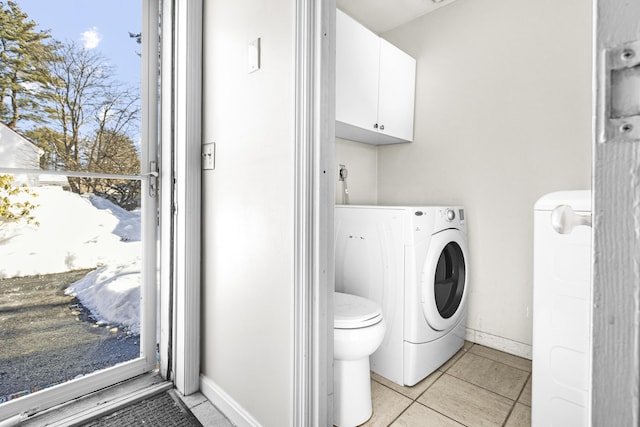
[335,138,377,204]
[375,0,592,350]
[200,0,294,425]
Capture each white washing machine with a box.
[335,205,468,386]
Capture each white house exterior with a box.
[0,122,43,186]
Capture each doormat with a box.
[81,390,202,427]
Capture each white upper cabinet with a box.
[377,38,416,143]
[336,9,380,137]
[336,9,416,145]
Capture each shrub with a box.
[0,174,39,228]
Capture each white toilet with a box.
[334,292,386,427]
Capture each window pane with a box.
[0,0,142,175]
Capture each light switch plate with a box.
[202,143,215,170]
[248,38,260,73]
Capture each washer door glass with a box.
[434,242,466,319]
[421,229,468,331]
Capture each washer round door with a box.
[421,229,468,331]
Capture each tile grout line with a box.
[371,372,465,427]
[466,347,532,374]
[371,343,533,427]
[445,351,531,401]
[415,400,472,427]
[500,371,532,427]
[370,343,474,426]
[441,371,519,400]
[384,405,411,426]
[513,371,532,407]
[467,345,532,372]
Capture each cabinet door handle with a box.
[379,124,385,131]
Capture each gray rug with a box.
[82,390,202,427]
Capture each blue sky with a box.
[16,0,142,88]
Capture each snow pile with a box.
[90,196,141,242]
[65,263,141,334]
[0,187,142,333]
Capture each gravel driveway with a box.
[0,270,140,401]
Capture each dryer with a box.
[335,205,468,386]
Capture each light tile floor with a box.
[361,342,532,427]
[180,342,531,427]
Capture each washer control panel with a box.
[439,207,466,227]
[411,207,467,238]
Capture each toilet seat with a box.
[334,292,383,329]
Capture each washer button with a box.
[446,209,456,221]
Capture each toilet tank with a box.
[532,190,592,427]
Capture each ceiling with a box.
[336,0,458,34]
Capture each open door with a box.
[0,0,160,420]
[592,0,640,424]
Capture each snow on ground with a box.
[0,186,142,334]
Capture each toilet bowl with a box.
[334,292,386,427]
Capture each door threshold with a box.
[20,373,171,427]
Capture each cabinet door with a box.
[378,38,416,142]
[336,10,380,133]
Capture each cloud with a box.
[81,27,102,50]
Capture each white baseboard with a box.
[465,328,532,360]
[200,375,261,427]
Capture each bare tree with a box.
[43,41,113,172]
[27,41,142,207]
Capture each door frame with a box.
[292,0,336,425]
[171,0,336,423]
[162,0,203,396]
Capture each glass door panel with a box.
[0,0,159,419]
[0,181,143,401]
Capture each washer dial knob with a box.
[446,209,456,221]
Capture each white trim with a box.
[140,0,160,376]
[0,359,150,421]
[465,328,532,360]
[200,375,261,427]
[172,0,203,396]
[14,374,166,426]
[158,0,174,381]
[36,382,172,427]
[292,0,335,425]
